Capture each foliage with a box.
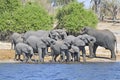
[56,2,98,33]
[91,0,120,20]
[0,0,20,14]
[0,2,53,33]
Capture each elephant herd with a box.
[11,27,117,63]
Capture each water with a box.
[0,62,120,80]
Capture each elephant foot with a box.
[89,55,94,58]
[89,55,96,58]
[111,57,116,60]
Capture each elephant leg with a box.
[93,45,98,57]
[38,48,44,62]
[23,53,28,62]
[18,54,21,61]
[42,48,46,62]
[77,52,80,62]
[51,49,55,62]
[14,53,17,61]
[81,47,86,62]
[89,42,94,58]
[54,54,59,62]
[65,50,71,62]
[110,49,116,60]
[61,50,65,62]
[74,53,77,61]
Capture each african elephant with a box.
[50,29,67,40]
[11,32,23,49]
[69,45,80,62]
[64,35,86,62]
[25,36,54,62]
[22,30,50,42]
[49,30,61,40]
[15,42,34,62]
[50,40,71,62]
[80,27,117,60]
[77,34,96,58]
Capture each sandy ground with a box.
[0,22,120,63]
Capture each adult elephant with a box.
[50,40,71,62]
[64,35,86,62]
[50,29,67,40]
[80,27,117,60]
[69,45,80,62]
[11,32,23,49]
[22,30,50,42]
[25,36,54,62]
[77,34,96,58]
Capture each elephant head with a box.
[77,34,96,45]
[80,27,92,34]
[49,30,61,40]
[41,37,56,47]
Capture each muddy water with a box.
[0,62,120,80]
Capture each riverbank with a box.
[0,22,120,63]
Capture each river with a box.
[0,62,120,80]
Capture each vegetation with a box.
[0,0,53,33]
[56,2,98,33]
[91,0,120,21]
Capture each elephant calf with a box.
[50,40,71,62]
[15,43,34,62]
[69,45,80,62]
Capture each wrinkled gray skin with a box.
[50,29,67,40]
[49,30,61,40]
[81,27,117,60]
[69,45,80,62]
[11,32,23,49]
[50,40,71,62]
[77,34,96,58]
[25,36,54,62]
[64,35,86,62]
[15,43,34,62]
[22,30,50,42]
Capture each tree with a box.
[91,0,120,21]
[0,0,20,14]
[56,2,98,33]
[0,2,53,33]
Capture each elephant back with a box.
[74,38,85,47]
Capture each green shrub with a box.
[0,2,53,33]
[56,2,98,33]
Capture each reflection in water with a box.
[0,62,120,80]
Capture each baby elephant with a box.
[15,43,34,62]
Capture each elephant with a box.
[77,34,96,58]
[80,27,117,60]
[11,32,23,49]
[50,40,71,62]
[15,42,34,62]
[25,36,54,62]
[22,30,50,42]
[64,35,86,62]
[69,45,80,62]
[49,30,61,40]
[50,29,67,40]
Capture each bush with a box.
[0,2,53,33]
[56,2,98,33]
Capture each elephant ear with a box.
[41,38,46,44]
[74,39,85,46]
[80,27,90,34]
